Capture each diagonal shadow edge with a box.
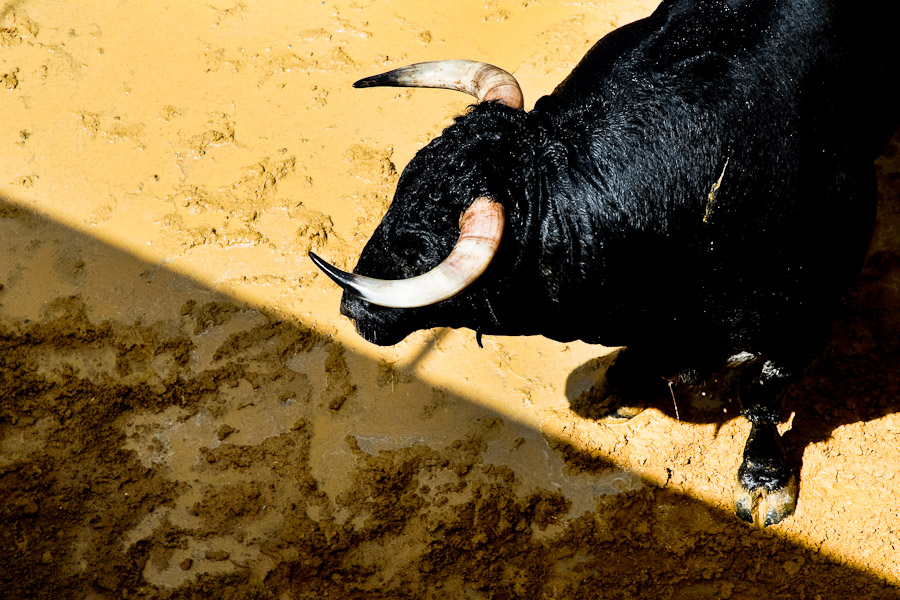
[0,190,898,598]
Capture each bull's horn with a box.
[309,197,504,308]
[354,60,524,110]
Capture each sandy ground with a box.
[1,1,900,598]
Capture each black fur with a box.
[337,0,898,523]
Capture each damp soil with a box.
[2,1,900,598]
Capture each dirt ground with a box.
[2,1,899,598]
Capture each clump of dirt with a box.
[0,7,39,48]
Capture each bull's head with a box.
[310,60,528,345]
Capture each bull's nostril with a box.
[339,295,359,318]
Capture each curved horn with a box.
[309,197,505,309]
[354,60,524,110]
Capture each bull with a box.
[309,0,898,526]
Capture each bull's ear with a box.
[354,60,524,110]
[309,197,505,308]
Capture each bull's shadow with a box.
[565,251,900,450]
[565,135,900,492]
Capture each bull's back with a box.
[549,0,895,155]
[529,0,897,353]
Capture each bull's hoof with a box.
[569,385,646,422]
[565,352,651,422]
[598,397,645,421]
[734,473,798,527]
[734,422,797,526]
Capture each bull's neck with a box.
[529,125,607,288]
[513,106,654,344]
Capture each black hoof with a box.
[565,351,653,422]
[734,474,798,527]
[597,396,645,422]
[568,382,646,421]
[734,422,797,526]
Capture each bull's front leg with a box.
[734,358,798,526]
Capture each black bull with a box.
[310,0,899,526]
